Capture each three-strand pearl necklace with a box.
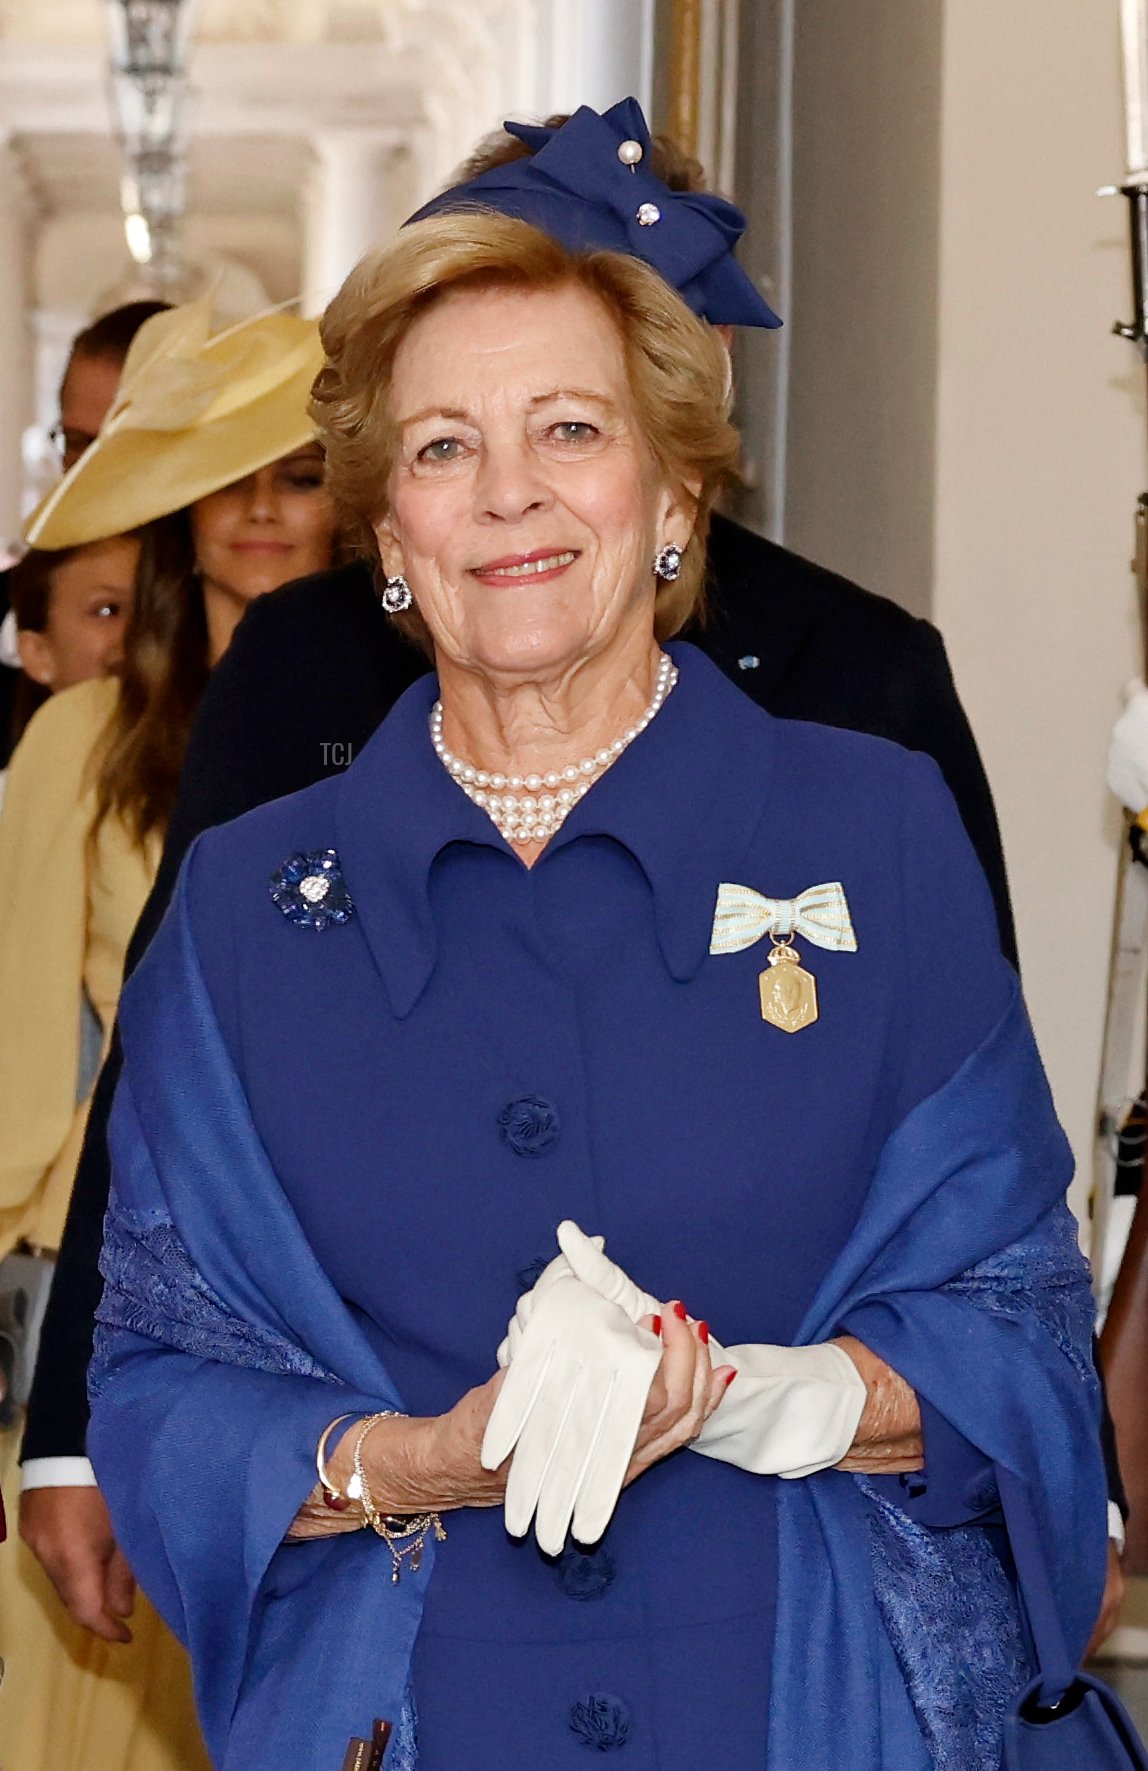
[430,652,678,847]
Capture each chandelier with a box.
[104,1,199,278]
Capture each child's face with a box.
[19,534,141,693]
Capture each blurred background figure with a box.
[0,304,169,767]
[0,296,166,1613]
[6,535,140,760]
[2,537,141,1141]
[0,296,335,1771]
[1102,682,1148,1578]
[51,304,173,476]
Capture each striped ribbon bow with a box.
[709,881,858,955]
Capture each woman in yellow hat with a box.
[0,297,340,1771]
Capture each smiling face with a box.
[18,533,141,692]
[375,282,693,683]
[190,444,337,609]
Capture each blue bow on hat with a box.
[407,97,781,331]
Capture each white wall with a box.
[776,0,1144,1222]
[784,0,944,620]
[0,142,34,550]
[537,0,654,117]
[931,1,1145,1221]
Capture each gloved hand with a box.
[482,1266,663,1554]
[1107,679,1148,816]
[553,1222,867,1480]
[496,1232,651,1367]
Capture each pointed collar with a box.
[335,643,777,1018]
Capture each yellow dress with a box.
[0,677,210,1771]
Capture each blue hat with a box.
[407,97,782,331]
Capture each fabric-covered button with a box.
[498,1096,559,1156]
[569,1692,631,1750]
[516,1253,551,1294]
[557,1544,616,1600]
[964,1472,1000,1512]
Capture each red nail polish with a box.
[724,1369,738,1388]
[650,1315,662,1337]
[697,1320,710,1345]
[672,1300,688,1321]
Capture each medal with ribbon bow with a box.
[709,881,857,1032]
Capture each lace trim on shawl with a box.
[92,1198,423,1763]
[941,1198,1095,1385]
[90,1201,337,1396]
[862,1486,1029,1769]
[862,1201,1095,1769]
[388,1694,418,1771]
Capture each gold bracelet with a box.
[316,1413,360,1513]
[371,1511,448,1585]
[316,1411,399,1513]
[351,1413,446,1584]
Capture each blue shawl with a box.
[770,999,1107,1769]
[89,873,1106,1771]
[89,880,427,1770]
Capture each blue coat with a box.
[89,643,1105,1770]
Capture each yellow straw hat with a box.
[25,296,327,549]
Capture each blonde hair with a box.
[311,210,740,645]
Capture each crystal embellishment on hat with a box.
[269,849,355,930]
[636,202,661,226]
[617,139,643,166]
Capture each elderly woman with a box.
[89,105,1109,1771]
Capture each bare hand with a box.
[20,1486,136,1643]
[370,1373,510,1514]
[294,1315,735,1548]
[624,1305,734,1485]
[1085,1540,1126,1658]
[289,1373,510,1540]
[831,1335,923,1474]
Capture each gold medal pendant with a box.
[758,940,819,1033]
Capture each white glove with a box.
[497,1232,610,1368]
[482,1266,663,1554]
[688,1338,866,1478]
[555,1222,867,1480]
[1107,679,1148,815]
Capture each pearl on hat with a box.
[617,139,644,166]
[637,202,661,227]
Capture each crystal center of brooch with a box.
[299,873,331,904]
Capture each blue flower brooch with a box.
[269,849,355,930]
